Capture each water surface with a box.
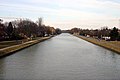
[0,33,120,80]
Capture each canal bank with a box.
[0,36,52,58]
[74,34,120,54]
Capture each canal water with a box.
[0,33,120,80]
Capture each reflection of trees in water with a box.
[0,59,6,79]
[109,51,120,75]
[95,46,118,65]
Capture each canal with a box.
[0,33,120,80]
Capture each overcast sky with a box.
[0,0,120,29]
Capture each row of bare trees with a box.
[69,27,120,41]
[0,18,61,41]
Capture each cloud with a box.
[0,0,120,29]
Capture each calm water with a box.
[0,33,120,80]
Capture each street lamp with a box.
[118,19,120,28]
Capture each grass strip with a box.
[74,34,120,54]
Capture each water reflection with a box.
[0,33,120,80]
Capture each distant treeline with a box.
[0,18,62,41]
[69,27,120,41]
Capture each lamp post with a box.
[118,19,120,28]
